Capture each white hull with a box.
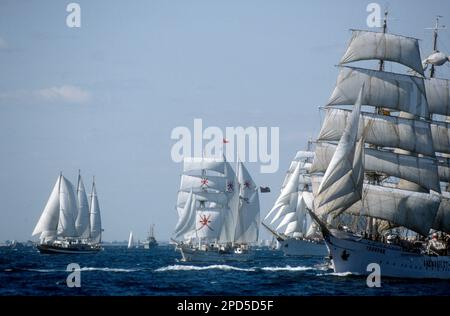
[279,238,328,257]
[178,245,255,262]
[324,229,450,279]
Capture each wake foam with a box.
[25,267,140,273]
[155,264,256,272]
[260,265,315,272]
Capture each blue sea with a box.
[0,245,449,296]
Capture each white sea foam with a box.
[155,264,256,272]
[260,265,315,272]
[26,267,140,273]
[316,272,355,277]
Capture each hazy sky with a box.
[1,0,450,242]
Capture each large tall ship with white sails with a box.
[32,172,103,254]
[172,157,260,262]
[263,148,327,256]
[309,13,450,279]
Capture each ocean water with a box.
[0,245,449,296]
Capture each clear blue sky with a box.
[1,0,450,242]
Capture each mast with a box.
[378,10,388,73]
[428,15,444,78]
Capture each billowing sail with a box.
[177,191,228,208]
[328,66,429,118]
[425,78,450,116]
[174,191,197,240]
[431,121,450,155]
[345,185,441,236]
[183,157,226,175]
[234,162,260,243]
[57,176,78,238]
[195,209,224,239]
[75,174,90,238]
[179,174,227,193]
[219,162,239,243]
[89,181,102,243]
[340,30,424,75]
[432,193,450,234]
[32,175,62,239]
[318,108,435,157]
[312,142,440,192]
[315,86,365,218]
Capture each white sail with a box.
[218,161,239,243]
[179,174,227,193]
[318,108,435,157]
[345,185,441,236]
[177,191,228,208]
[127,231,134,248]
[174,190,197,240]
[266,162,302,222]
[57,176,78,238]
[340,30,424,75]
[294,151,315,161]
[425,78,450,116]
[315,86,365,218]
[234,162,260,243]
[432,193,450,234]
[195,209,224,240]
[89,181,102,243]
[75,174,90,238]
[32,175,62,239]
[312,142,440,192]
[183,157,226,175]
[328,66,429,118]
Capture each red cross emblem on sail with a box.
[200,178,209,186]
[198,214,213,231]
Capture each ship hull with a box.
[279,238,328,257]
[324,229,450,279]
[178,245,255,262]
[37,244,102,254]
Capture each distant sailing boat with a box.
[127,231,135,249]
[32,172,103,254]
[263,147,327,257]
[309,14,450,279]
[171,157,261,262]
[143,224,158,249]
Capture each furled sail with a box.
[89,181,102,243]
[340,30,424,75]
[318,108,435,157]
[32,175,62,239]
[312,142,440,192]
[75,174,90,238]
[315,86,365,218]
[177,191,228,208]
[327,66,429,118]
[425,78,450,116]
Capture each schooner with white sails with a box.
[172,157,260,262]
[32,172,103,254]
[263,148,327,256]
[309,13,450,279]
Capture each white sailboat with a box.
[172,157,260,262]
[309,14,450,279]
[32,172,103,254]
[127,231,135,249]
[263,148,327,257]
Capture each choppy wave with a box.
[155,264,256,272]
[316,272,355,277]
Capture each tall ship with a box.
[309,14,450,279]
[142,224,158,249]
[172,157,260,262]
[32,172,103,254]
[263,148,327,256]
